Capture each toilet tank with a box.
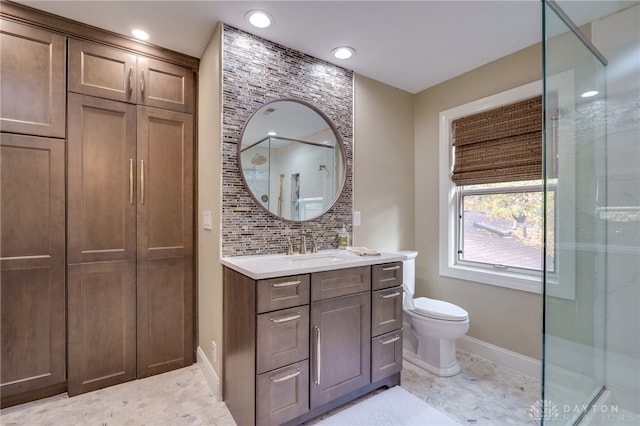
[396,250,418,294]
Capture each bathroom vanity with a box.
[221,250,405,425]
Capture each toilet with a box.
[398,250,469,377]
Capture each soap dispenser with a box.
[337,224,349,249]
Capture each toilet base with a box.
[403,349,462,377]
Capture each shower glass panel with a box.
[543,1,607,424]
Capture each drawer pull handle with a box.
[270,313,301,323]
[380,335,400,345]
[381,265,400,271]
[272,280,302,288]
[380,291,401,299]
[314,325,321,386]
[270,368,301,383]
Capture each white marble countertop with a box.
[220,249,407,280]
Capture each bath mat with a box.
[316,386,461,426]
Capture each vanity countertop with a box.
[221,249,406,280]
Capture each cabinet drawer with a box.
[257,306,309,374]
[311,266,371,301]
[257,275,310,313]
[371,330,403,383]
[372,286,403,337]
[372,262,403,290]
[257,360,309,426]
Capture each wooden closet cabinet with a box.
[0,20,66,137]
[68,39,193,113]
[66,89,194,395]
[0,134,66,405]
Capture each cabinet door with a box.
[138,56,193,113]
[0,20,66,137]
[67,94,137,264]
[372,286,403,337]
[67,260,137,396]
[137,106,193,260]
[1,134,65,403]
[310,292,371,409]
[137,257,194,378]
[68,39,137,103]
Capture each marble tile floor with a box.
[1,351,541,426]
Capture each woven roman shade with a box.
[451,95,542,186]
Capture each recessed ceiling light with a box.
[581,90,599,98]
[131,29,149,41]
[245,10,273,28]
[332,46,355,60]
[267,131,277,136]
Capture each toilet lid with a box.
[413,297,469,321]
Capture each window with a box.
[439,82,546,293]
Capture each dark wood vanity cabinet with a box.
[223,262,402,426]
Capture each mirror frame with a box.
[238,97,347,222]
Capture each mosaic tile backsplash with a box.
[222,25,354,256]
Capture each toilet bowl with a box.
[397,250,469,377]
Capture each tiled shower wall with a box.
[221,25,354,256]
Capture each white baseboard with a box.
[197,346,222,401]
[457,335,542,380]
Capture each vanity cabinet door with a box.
[371,330,403,383]
[311,266,370,301]
[257,306,309,374]
[372,262,403,290]
[372,286,403,337]
[310,292,371,409]
[256,360,309,426]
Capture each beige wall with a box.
[353,75,415,251]
[197,23,223,376]
[413,43,544,360]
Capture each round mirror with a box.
[239,98,346,222]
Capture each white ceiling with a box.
[15,1,636,94]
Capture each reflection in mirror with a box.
[239,99,345,221]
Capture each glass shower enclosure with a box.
[543,0,640,424]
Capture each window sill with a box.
[440,263,542,294]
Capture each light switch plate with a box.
[353,211,361,227]
[202,210,212,230]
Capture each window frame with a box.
[438,80,576,299]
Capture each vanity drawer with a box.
[372,286,403,337]
[257,306,309,374]
[311,266,371,301]
[257,360,309,426]
[372,262,403,290]
[371,330,403,383]
[257,274,310,313]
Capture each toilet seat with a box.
[412,297,468,321]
